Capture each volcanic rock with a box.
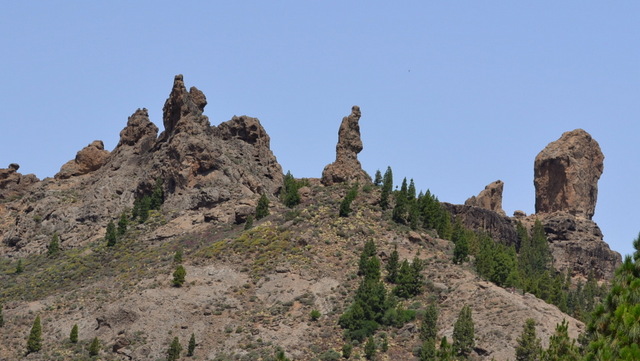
[117,108,159,149]
[321,106,370,186]
[534,129,603,220]
[0,164,38,200]
[444,203,518,247]
[56,140,110,179]
[465,180,506,216]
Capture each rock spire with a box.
[464,180,505,216]
[321,106,370,186]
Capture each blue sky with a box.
[1,2,638,257]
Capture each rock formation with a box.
[56,140,110,179]
[321,106,370,186]
[532,129,619,280]
[1,75,283,254]
[534,129,603,220]
[464,180,506,216]
[0,163,38,200]
[443,202,517,246]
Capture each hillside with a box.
[0,75,621,360]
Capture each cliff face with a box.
[0,75,283,255]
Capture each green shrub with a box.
[26,315,42,354]
[70,324,78,343]
[172,265,186,287]
[310,309,321,321]
[342,343,353,359]
[89,337,100,356]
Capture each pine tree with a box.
[47,232,60,256]
[150,178,165,210]
[584,232,640,360]
[542,319,580,361]
[373,170,382,187]
[0,303,4,327]
[515,319,542,361]
[26,315,42,354]
[172,265,186,287]
[342,343,353,359]
[420,304,438,342]
[255,193,270,220]
[187,333,196,357]
[407,179,416,202]
[380,167,393,210]
[69,324,78,343]
[167,337,182,361]
[452,305,475,359]
[173,249,183,264]
[117,211,129,236]
[364,336,376,360]
[419,338,436,361]
[392,178,409,223]
[438,337,454,361]
[89,337,100,356]
[244,215,254,230]
[385,245,400,283]
[339,185,358,217]
[452,220,469,264]
[15,259,23,274]
[105,220,117,247]
[282,171,301,208]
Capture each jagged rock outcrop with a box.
[1,75,283,255]
[0,163,38,200]
[444,203,518,247]
[321,106,370,186]
[534,129,603,219]
[56,140,111,179]
[464,180,506,216]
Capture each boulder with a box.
[465,180,506,216]
[321,106,370,185]
[0,164,38,200]
[534,129,603,220]
[55,140,110,179]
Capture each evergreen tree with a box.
[438,337,454,361]
[173,249,183,264]
[15,259,23,274]
[452,305,475,359]
[0,303,3,327]
[282,171,301,208]
[393,257,424,298]
[70,324,78,343]
[342,343,353,359]
[392,178,408,223]
[26,315,42,354]
[385,245,400,283]
[150,178,165,210]
[452,220,469,264]
[364,336,376,360]
[380,167,393,210]
[133,195,152,223]
[358,240,378,277]
[187,333,196,357]
[255,193,270,220]
[167,336,182,361]
[515,319,542,361]
[542,319,580,361]
[244,215,254,230]
[373,170,383,187]
[117,211,129,236]
[420,304,438,342]
[105,220,117,247]
[275,349,291,361]
[340,185,358,217]
[419,338,436,361]
[89,337,100,356]
[47,232,60,256]
[584,232,640,360]
[407,179,416,202]
[172,265,186,287]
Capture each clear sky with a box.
[1,2,638,257]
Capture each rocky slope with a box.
[0,75,621,360]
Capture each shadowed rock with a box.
[321,106,370,186]
[534,129,603,220]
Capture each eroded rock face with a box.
[1,75,283,254]
[465,180,505,216]
[534,129,603,220]
[321,106,370,185]
[444,203,517,247]
[0,164,38,200]
[55,141,111,179]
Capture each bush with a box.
[319,349,341,361]
[172,265,186,287]
[342,343,352,359]
[339,185,358,217]
[105,221,117,247]
[167,337,182,361]
[310,309,321,321]
[187,333,196,356]
[47,233,60,256]
[255,194,270,220]
[364,336,376,360]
